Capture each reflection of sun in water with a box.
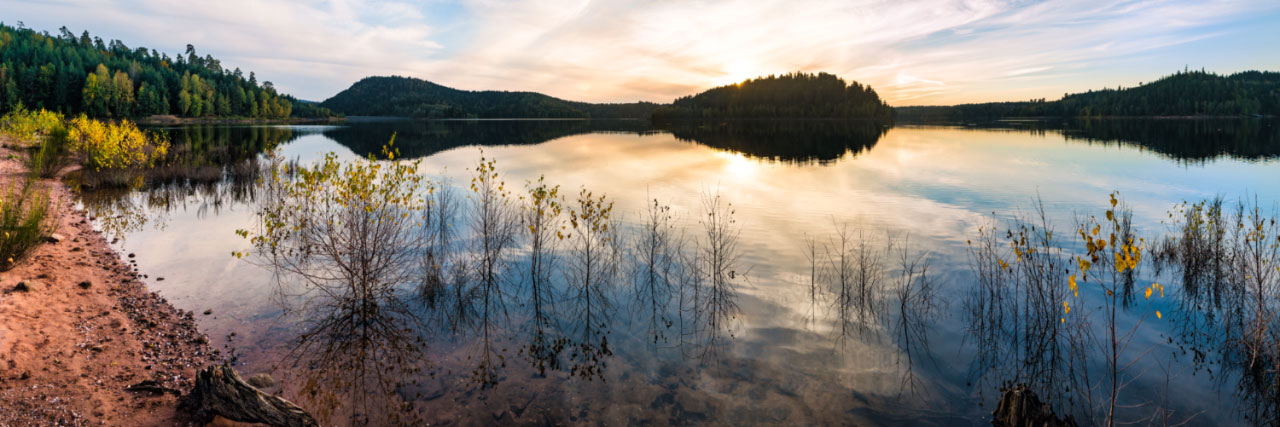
[717,151,759,179]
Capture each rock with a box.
[992,384,1077,427]
[78,281,91,289]
[203,309,213,315]
[47,233,66,243]
[247,373,275,389]
[12,282,31,292]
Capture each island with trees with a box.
[649,72,896,121]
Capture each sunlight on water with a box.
[79,119,1279,425]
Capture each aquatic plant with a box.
[631,197,680,346]
[1154,197,1280,424]
[564,187,618,380]
[519,175,568,375]
[465,154,520,387]
[235,141,428,424]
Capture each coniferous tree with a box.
[0,22,335,119]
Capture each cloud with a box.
[2,0,1277,104]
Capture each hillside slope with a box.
[319,76,657,119]
[897,70,1280,121]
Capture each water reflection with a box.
[977,118,1280,163]
[70,119,1280,425]
[70,125,302,241]
[658,120,889,164]
[322,118,654,159]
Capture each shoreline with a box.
[135,115,345,126]
[0,137,219,425]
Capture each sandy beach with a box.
[0,139,219,426]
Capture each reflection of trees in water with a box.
[969,118,1280,163]
[323,118,889,165]
[678,192,744,361]
[658,120,889,164]
[887,237,940,395]
[826,224,886,343]
[562,188,620,380]
[630,198,680,346]
[1152,198,1280,425]
[72,125,298,241]
[800,224,941,395]
[323,119,654,159]
[238,150,430,425]
[962,205,1074,413]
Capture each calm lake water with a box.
[74,118,1280,425]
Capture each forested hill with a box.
[0,23,336,119]
[319,76,659,119]
[897,70,1280,122]
[649,72,895,121]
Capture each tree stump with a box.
[180,363,318,427]
[991,384,1077,427]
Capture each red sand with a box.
[0,140,219,426]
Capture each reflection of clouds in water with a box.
[86,122,1280,425]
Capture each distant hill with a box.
[319,76,659,119]
[650,72,895,121]
[897,70,1280,122]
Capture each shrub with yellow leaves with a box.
[66,115,169,171]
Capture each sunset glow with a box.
[5,0,1277,105]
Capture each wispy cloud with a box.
[3,0,1276,104]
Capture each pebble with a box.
[78,281,91,289]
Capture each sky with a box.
[3,0,1279,106]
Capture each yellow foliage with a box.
[66,115,169,170]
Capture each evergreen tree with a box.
[0,22,335,119]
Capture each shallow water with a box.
[77,118,1280,425]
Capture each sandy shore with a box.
[0,139,220,425]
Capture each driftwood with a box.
[991,384,1077,427]
[179,363,318,427]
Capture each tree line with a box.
[0,22,336,119]
[897,69,1280,122]
[319,75,659,119]
[649,72,896,121]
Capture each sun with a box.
[716,59,759,86]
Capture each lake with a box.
[73,118,1280,425]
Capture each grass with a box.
[23,125,74,179]
[0,178,54,271]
